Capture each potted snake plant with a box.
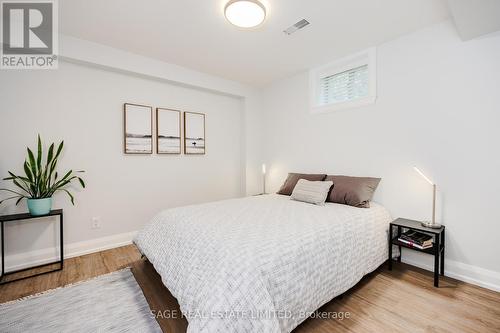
[0,135,85,216]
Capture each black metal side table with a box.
[388,218,445,287]
[0,209,63,285]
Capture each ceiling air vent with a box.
[283,19,310,35]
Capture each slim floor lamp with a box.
[414,167,442,229]
[262,164,266,194]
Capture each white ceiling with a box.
[60,0,450,87]
[447,0,500,41]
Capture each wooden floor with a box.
[1,245,500,332]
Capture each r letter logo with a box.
[1,0,58,69]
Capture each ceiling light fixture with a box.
[224,0,266,28]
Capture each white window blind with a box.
[319,64,368,105]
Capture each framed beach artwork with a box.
[156,108,181,154]
[184,112,205,155]
[123,103,153,154]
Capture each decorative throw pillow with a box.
[277,173,327,196]
[291,179,334,205]
[325,175,381,208]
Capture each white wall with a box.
[262,21,500,290]
[243,91,266,195]
[0,60,244,269]
[57,35,265,198]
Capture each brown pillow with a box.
[325,175,381,208]
[277,173,327,196]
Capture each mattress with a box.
[134,194,392,333]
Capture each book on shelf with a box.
[397,238,433,250]
[398,230,433,246]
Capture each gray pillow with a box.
[291,179,334,205]
[277,173,327,196]
[325,175,381,208]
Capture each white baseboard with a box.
[4,230,138,272]
[401,251,500,292]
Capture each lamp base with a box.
[421,221,442,229]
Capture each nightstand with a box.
[389,218,445,287]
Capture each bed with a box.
[134,194,392,333]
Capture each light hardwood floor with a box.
[1,245,499,332]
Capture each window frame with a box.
[309,48,377,114]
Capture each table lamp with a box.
[262,164,266,194]
[414,166,441,229]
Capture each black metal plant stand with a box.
[0,209,63,285]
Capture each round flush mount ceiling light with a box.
[224,0,266,28]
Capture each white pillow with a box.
[291,179,333,205]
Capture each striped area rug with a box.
[0,269,162,333]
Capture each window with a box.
[310,48,376,113]
[320,65,368,105]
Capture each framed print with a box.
[184,112,205,155]
[156,108,181,154]
[123,103,153,154]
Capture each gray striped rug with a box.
[0,269,162,333]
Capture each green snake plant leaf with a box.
[14,174,32,183]
[23,163,37,195]
[12,179,30,195]
[54,141,64,161]
[0,195,21,205]
[49,175,78,196]
[52,178,73,191]
[15,196,25,205]
[36,134,42,174]
[24,160,33,182]
[58,170,73,184]
[46,143,54,169]
[62,189,75,205]
[47,141,63,185]
[10,170,34,196]
[43,143,55,186]
[0,188,26,196]
[27,147,37,188]
[27,148,36,171]
[78,177,86,188]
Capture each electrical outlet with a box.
[91,217,101,229]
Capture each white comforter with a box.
[134,194,392,333]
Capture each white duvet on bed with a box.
[134,194,392,333]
